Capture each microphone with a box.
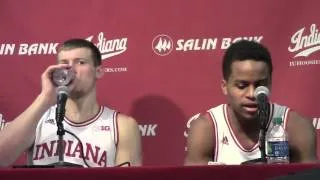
[254,86,270,162]
[254,86,270,111]
[54,85,70,166]
[55,86,69,123]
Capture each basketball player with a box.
[184,40,317,165]
[0,39,142,167]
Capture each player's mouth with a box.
[242,104,258,113]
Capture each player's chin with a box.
[66,81,75,91]
[69,89,85,99]
[241,111,257,120]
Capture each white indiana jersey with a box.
[27,106,118,167]
[208,103,290,165]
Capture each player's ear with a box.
[221,79,228,95]
[96,66,104,79]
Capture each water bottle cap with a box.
[273,117,283,125]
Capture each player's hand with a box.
[39,64,71,106]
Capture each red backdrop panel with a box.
[0,0,319,166]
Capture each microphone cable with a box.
[64,129,91,167]
[64,130,131,167]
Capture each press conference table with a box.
[2,163,320,179]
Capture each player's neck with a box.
[227,106,260,136]
[65,93,100,123]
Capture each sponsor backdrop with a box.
[0,0,319,166]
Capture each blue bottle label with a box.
[267,141,289,157]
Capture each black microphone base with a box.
[12,161,83,168]
[241,158,267,165]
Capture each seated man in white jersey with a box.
[0,39,142,167]
[184,40,317,165]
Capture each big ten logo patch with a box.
[92,124,111,134]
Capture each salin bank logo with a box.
[152,34,174,56]
[152,34,263,56]
[288,24,320,67]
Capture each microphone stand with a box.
[242,100,269,164]
[49,89,82,168]
[257,101,269,163]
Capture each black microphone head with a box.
[254,86,270,99]
[56,86,69,96]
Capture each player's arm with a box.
[184,115,215,165]
[115,114,142,166]
[287,111,318,163]
[0,95,51,166]
[0,64,68,166]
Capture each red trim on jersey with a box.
[113,112,119,147]
[64,106,104,127]
[283,108,290,130]
[205,111,219,162]
[224,104,259,152]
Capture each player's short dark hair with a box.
[222,40,273,81]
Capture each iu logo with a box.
[152,34,173,56]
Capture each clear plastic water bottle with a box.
[52,68,75,86]
[265,117,290,164]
